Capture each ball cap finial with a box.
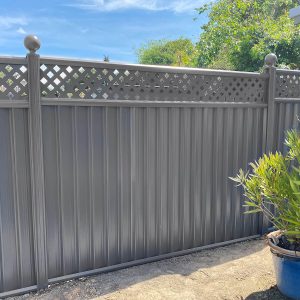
[24,35,41,53]
[264,53,278,67]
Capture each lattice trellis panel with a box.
[0,64,28,100]
[276,72,300,98]
[40,63,266,103]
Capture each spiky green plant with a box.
[231,129,300,241]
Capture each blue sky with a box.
[0,0,210,63]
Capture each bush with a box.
[231,130,300,242]
[137,39,197,67]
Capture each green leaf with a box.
[281,217,300,226]
[244,209,261,214]
[285,231,300,236]
[244,201,259,207]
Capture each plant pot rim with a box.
[267,230,300,259]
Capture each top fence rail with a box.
[40,57,265,78]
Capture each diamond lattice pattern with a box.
[0,64,28,100]
[40,63,266,103]
[276,72,300,98]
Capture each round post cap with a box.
[264,53,278,67]
[24,35,41,53]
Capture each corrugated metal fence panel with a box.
[274,102,300,153]
[42,104,266,280]
[0,108,35,292]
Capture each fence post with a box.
[25,35,48,289]
[262,53,278,234]
[264,53,278,153]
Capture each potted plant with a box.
[231,129,300,300]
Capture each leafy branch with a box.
[231,130,300,241]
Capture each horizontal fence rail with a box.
[0,38,297,297]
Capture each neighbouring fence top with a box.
[0,55,269,103]
[276,69,300,99]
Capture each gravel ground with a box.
[9,238,288,300]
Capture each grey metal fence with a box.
[0,37,293,297]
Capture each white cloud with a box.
[0,16,27,29]
[80,27,89,33]
[17,27,27,34]
[70,0,210,13]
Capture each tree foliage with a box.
[136,0,300,71]
[137,38,196,67]
[196,0,300,71]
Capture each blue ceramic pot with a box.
[268,231,300,300]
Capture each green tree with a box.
[196,0,300,71]
[137,38,197,67]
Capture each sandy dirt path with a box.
[10,238,287,300]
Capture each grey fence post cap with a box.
[24,35,41,53]
[264,53,277,67]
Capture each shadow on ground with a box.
[245,286,288,300]
[10,238,275,300]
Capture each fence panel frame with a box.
[0,37,289,298]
